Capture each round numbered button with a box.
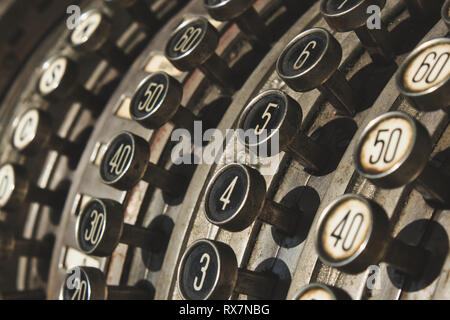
[61,266,150,300]
[237,89,329,172]
[70,9,131,73]
[12,108,81,158]
[396,38,450,111]
[100,131,187,195]
[315,194,428,277]
[37,56,102,110]
[354,111,450,205]
[320,0,393,63]
[178,239,277,300]
[76,198,164,257]
[165,16,236,93]
[205,163,299,234]
[277,28,357,116]
[0,163,63,211]
[203,0,270,47]
[130,72,198,131]
[293,283,350,300]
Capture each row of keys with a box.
[28,1,450,177]
[58,271,352,300]
[176,109,448,299]
[65,1,448,301]
[0,2,281,297]
[204,109,449,237]
[276,31,449,119]
[9,4,447,179]
[53,3,288,300]
[0,2,167,299]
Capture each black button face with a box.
[62,267,91,300]
[323,0,365,14]
[130,73,168,121]
[206,165,248,223]
[166,21,206,59]
[77,200,106,254]
[100,133,134,184]
[179,241,219,300]
[240,93,286,147]
[278,31,328,77]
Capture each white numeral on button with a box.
[322,198,371,260]
[404,44,450,92]
[108,144,132,175]
[293,40,317,70]
[193,253,210,291]
[254,103,278,136]
[220,176,239,210]
[174,27,202,53]
[360,118,413,174]
[71,278,88,300]
[84,209,105,245]
[138,82,165,113]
